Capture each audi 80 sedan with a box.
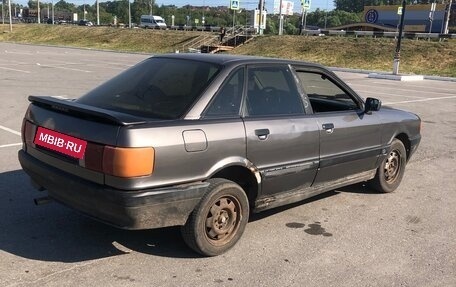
[19,54,421,256]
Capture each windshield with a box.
[77,57,221,119]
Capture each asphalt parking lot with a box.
[0,42,455,287]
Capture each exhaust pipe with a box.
[34,196,53,205]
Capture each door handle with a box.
[322,123,334,134]
[255,129,270,140]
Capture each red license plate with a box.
[33,127,87,159]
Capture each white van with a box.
[139,15,167,29]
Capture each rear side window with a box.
[205,68,244,117]
[77,58,221,119]
[245,66,305,117]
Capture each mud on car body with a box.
[19,54,421,256]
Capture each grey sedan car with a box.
[18,54,421,256]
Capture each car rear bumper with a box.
[18,150,208,230]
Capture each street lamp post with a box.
[393,0,406,75]
[37,0,41,24]
[443,0,453,34]
[96,0,99,26]
[2,0,5,25]
[324,0,328,29]
[128,0,131,28]
[8,0,12,31]
[278,0,283,35]
[259,0,264,35]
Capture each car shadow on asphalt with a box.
[249,182,383,222]
[0,169,384,262]
[0,169,200,261]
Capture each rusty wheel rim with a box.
[204,196,241,246]
[384,150,401,184]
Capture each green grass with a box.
[233,36,456,77]
[1,24,455,77]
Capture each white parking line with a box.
[0,143,22,148]
[351,82,456,96]
[0,125,21,136]
[384,95,456,105]
[0,66,31,73]
[37,63,92,73]
[4,50,34,55]
[0,60,28,65]
[355,89,426,99]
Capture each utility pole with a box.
[393,0,406,75]
[37,0,40,24]
[278,0,283,35]
[8,0,12,31]
[2,0,5,25]
[324,0,328,29]
[96,0,99,25]
[128,0,131,28]
[443,0,453,34]
[259,0,264,35]
[428,1,436,39]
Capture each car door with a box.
[242,64,320,197]
[293,67,382,185]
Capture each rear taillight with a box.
[23,120,35,145]
[85,142,105,172]
[102,146,155,178]
[85,144,154,178]
[21,107,31,143]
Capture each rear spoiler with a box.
[28,96,147,126]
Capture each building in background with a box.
[363,3,455,33]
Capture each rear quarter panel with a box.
[111,119,247,189]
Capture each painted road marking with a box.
[0,60,28,65]
[0,66,31,73]
[384,95,456,105]
[0,125,21,136]
[4,50,34,55]
[355,89,426,99]
[36,63,92,73]
[0,143,22,148]
[350,82,456,96]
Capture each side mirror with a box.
[365,97,382,114]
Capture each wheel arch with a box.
[210,165,260,208]
[395,133,411,161]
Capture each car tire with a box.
[181,178,249,256]
[370,139,407,193]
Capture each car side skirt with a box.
[253,169,376,212]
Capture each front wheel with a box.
[181,178,249,256]
[370,139,407,193]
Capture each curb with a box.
[330,67,456,82]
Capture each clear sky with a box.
[15,0,335,13]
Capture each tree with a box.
[55,0,76,12]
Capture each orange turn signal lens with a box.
[103,146,154,178]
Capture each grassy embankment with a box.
[1,24,455,77]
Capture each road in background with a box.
[0,43,455,287]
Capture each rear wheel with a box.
[370,139,406,193]
[181,178,249,256]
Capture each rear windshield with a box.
[77,57,221,119]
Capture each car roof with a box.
[152,53,325,68]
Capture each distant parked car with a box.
[19,54,421,256]
[78,20,93,26]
